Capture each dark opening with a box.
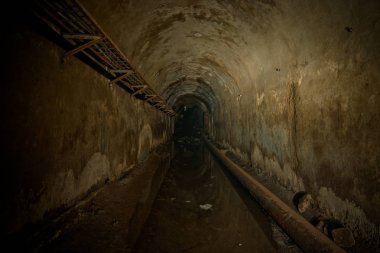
[174,105,204,140]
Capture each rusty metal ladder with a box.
[33,0,176,116]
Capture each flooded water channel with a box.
[133,139,277,253]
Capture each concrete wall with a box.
[211,1,380,242]
[2,22,172,234]
[3,0,379,244]
[77,0,380,243]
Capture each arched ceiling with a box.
[83,0,277,111]
[172,94,211,114]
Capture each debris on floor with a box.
[292,191,313,214]
[176,136,201,145]
[133,142,277,253]
[313,217,355,248]
[332,227,355,248]
[199,204,213,210]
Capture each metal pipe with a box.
[205,138,346,253]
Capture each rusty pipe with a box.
[205,138,346,253]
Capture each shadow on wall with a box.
[138,124,153,161]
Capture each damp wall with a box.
[2,23,172,234]
[210,1,380,242]
[80,0,380,242]
[2,0,379,244]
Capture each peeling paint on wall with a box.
[256,93,265,107]
[13,153,110,232]
[4,0,380,245]
[265,157,304,192]
[3,28,172,234]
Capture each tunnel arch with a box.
[54,1,380,239]
[163,77,219,113]
[172,94,211,115]
[3,0,379,247]
[158,59,242,99]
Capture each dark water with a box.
[133,140,277,253]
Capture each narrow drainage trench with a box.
[133,139,277,253]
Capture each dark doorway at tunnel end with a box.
[174,105,204,144]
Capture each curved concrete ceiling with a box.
[82,0,272,110]
[172,94,212,114]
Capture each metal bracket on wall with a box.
[62,36,104,62]
[145,95,157,101]
[132,85,148,96]
[33,0,176,117]
[109,71,134,85]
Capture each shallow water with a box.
[133,141,277,253]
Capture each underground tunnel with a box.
[2,0,380,252]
